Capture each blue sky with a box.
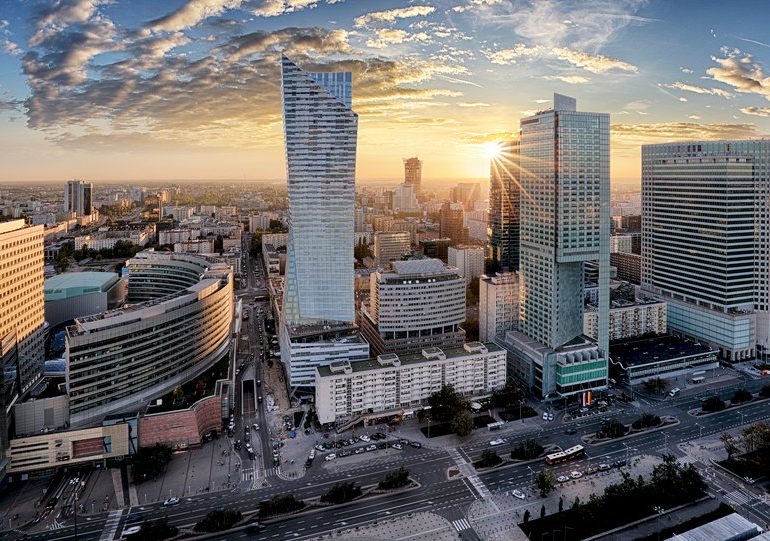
[0,0,769,184]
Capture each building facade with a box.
[66,253,233,426]
[64,179,93,217]
[479,272,519,342]
[488,140,520,271]
[403,157,422,197]
[0,220,46,393]
[373,231,410,267]
[512,93,610,399]
[611,252,641,284]
[448,245,485,285]
[359,259,466,356]
[44,272,125,328]
[584,298,667,341]
[315,342,506,425]
[439,202,467,246]
[641,140,769,361]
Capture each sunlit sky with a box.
[1,0,770,185]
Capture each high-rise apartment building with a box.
[279,56,368,387]
[504,94,610,399]
[0,220,46,393]
[641,140,770,361]
[359,259,466,356]
[488,140,520,271]
[373,231,410,267]
[479,272,519,342]
[64,180,93,217]
[403,157,422,197]
[448,245,485,285]
[391,182,419,213]
[439,202,467,245]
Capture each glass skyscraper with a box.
[488,139,520,271]
[280,56,357,326]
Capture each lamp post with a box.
[528,466,536,486]
[654,506,664,541]
[695,423,703,439]
[739,411,746,426]
[661,433,668,454]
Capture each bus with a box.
[487,421,504,431]
[545,445,585,465]
[691,376,705,384]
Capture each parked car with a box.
[392,443,403,450]
[325,453,336,461]
[598,463,611,471]
[354,447,365,454]
[339,450,352,457]
[556,475,570,483]
[512,489,526,500]
[253,423,260,431]
[570,471,583,479]
[365,444,377,452]
[409,441,422,449]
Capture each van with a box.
[668,387,681,397]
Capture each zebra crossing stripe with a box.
[99,509,124,541]
[727,490,751,506]
[452,519,471,531]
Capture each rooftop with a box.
[317,342,502,377]
[390,258,445,275]
[667,512,761,541]
[610,335,717,368]
[44,272,120,301]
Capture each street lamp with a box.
[661,433,668,454]
[695,423,703,439]
[739,411,746,426]
[654,506,664,541]
[528,466,536,485]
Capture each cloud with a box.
[365,28,431,48]
[147,0,245,32]
[2,39,21,56]
[458,101,491,107]
[485,44,637,73]
[462,130,518,144]
[544,74,589,84]
[611,121,760,149]
[707,51,770,101]
[679,66,693,74]
[452,0,503,12]
[665,81,733,98]
[741,106,770,117]
[736,36,770,48]
[354,6,436,28]
[221,27,350,60]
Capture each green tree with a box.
[258,494,305,518]
[599,418,628,438]
[631,412,661,430]
[171,385,185,407]
[511,439,544,460]
[536,470,556,498]
[721,432,739,460]
[127,517,177,541]
[132,444,173,483]
[702,396,726,412]
[451,410,474,437]
[379,467,410,490]
[490,383,524,408]
[643,377,667,395]
[731,388,753,404]
[475,449,502,468]
[427,384,466,422]
[354,239,371,262]
[194,508,242,532]
[320,482,362,504]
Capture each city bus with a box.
[545,445,585,465]
[487,421,504,431]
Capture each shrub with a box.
[320,482,361,505]
[379,467,410,490]
[731,389,753,404]
[702,396,726,412]
[194,508,242,532]
[631,413,661,430]
[474,449,502,469]
[511,439,544,460]
[258,494,305,518]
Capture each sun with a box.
[482,141,502,161]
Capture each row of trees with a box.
[127,517,177,540]
[721,421,770,471]
[132,444,173,484]
[702,388,755,413]
[194,508,242,533]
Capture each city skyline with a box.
[0,1,769,184]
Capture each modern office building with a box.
[420,238,451,263]
[403,157,422,197]
[479,272,519,342]
[44,272,125,328]
[64,179,93,217]
[610,235,633,254]
[609,335,719,385]
[66,252,233,426]
[584,298,666,342]
[507,94,610,399]
[373,231,411,267]
[641,140,770,361]
[611,252,641,284]
[315,342,506,425]
[448,245,485,285]
[391,183,419,213]
[359,259,466,356]
[488,139,520,271]
[0,220,46,394]
[451,182,481,210]
[279,56,368,387]
[439,202,468,246]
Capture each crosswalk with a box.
[98,509,124,541]
[452,518,472,532]
[49,519,65,530]
[726,490,752,506]
[466,475,492,499]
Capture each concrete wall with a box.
[13,394,70,436]
[138,395,221,450]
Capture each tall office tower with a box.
[488,140,521,271]
[374,231,411,267]
[0,220,46,393]
[403,157,422,197]
[359,259,466,356]
[279,56,369,387]
[450,182,481,210]
[642,140,770,361]
[391,183,419,213]
[439,202,468,245]
[281,55,356,325]
[503,94,610,399]
[64,179,93,217]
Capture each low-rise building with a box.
[373,231,410,267]
[609,335,719,385]
[44,272,125,328]
[584,298,667,342]
[479,272,519,342]
[315,342,506,425]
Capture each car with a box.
[564,427,577,435]
[512,489,526,500]
[253,423,260,431]
[234,440,242,450]
[489,438,505,446]
[325,453,336,461]
[163,497,180,506]
[611,460,627,468]
[127,512,145,522]
[409,441,422,449]
[668,387,681,397]
[339,450,352,457]
[309,449,316,460]
[598,463,611,471]
[359,435,370,442]
[244,432,250,442]
[366,444,377,452]
[392,443,403,450]
[258,396,263,403]
[570,470,583,479]
[584,466,598,475]
[556,475,570,483]
[123,525,142,536]
[315,444,325,452]
[256,380,262,387]
[542,412,549,421]
[354,447,365,454]
[744,476,756,485]
[548,412,554,422]
[399,439,408,445]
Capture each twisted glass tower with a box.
[280,56,357,326]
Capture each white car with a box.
[253,423,260,431]
[512,489,526,500]
[570,470,583,479]
[392,443,403,450]
[359,435,370,442]
[489,438,505,446]
[556,475,570,483]
[325,453,337,461]
[547,412,554,422]
[542,411,548,421]
[669,387,681,397]
[365,444,377,452]
[163,497,180,506]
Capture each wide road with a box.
[22,382,770,541]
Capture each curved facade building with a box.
[125,251,211,302]
[66,252,233,426]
